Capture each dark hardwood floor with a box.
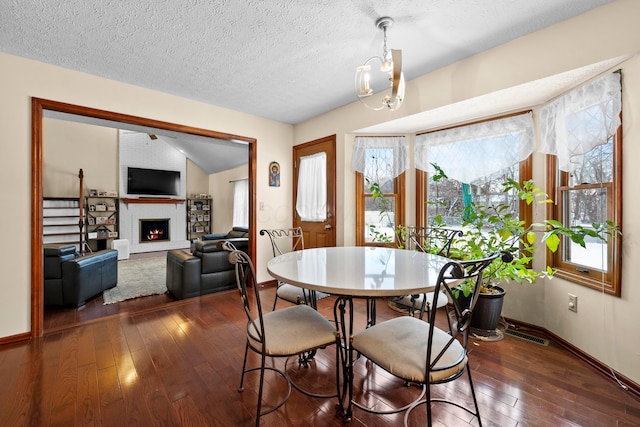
[7,277,640,426]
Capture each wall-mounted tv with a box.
[127,167,180,196]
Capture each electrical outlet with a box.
[568,293,578,312]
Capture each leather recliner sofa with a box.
[44,244,118,306]
[166,227,249,300]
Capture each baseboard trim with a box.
[0,331,31,346]
[504,317,640,400]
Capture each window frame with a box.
[356,171,405,247]
[416,112,534,231]
[545,123,622,296]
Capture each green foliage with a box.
[366,178,394,244]
[429,167,620,296]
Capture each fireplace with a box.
[139,218,170,243]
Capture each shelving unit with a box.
[187,197,212,242]
[85,196,119,251]
[43,197,84,251]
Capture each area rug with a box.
[103,256,166,304]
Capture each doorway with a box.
[32,98,257,337]
[293,135,336,248]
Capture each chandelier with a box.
[355,17,405,111]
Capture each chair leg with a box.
[425,381,433,427]
[466,365,482,426]
[238,342,249,392]
[256,352,267,427]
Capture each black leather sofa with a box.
[44,244,118,307]
[166,227,249,300]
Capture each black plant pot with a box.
[470,285,505,333]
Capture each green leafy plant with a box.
[366,177,395,244]
[430,171,620,298]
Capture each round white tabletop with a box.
[266,246,451,298]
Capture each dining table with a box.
[266,245,454,421]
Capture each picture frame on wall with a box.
[269,161,280,187]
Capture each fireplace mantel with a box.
[122,198,185,205]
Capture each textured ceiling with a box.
[2,0,614,126]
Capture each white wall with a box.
[294,0,640,384]
[209,165,247,234]
[43,118,118,197]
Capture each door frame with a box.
[292,134,337,247]
[31,97,257,337]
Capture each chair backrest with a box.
[426,253,501,369]
[259,227,304,257]
[404,226,462,257]
[223,241,266,346]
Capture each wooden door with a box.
[293,135,336,248]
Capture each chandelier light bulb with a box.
[354,16,404,111]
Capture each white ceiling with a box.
[3,0,616,172]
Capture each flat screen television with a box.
[127,167,180,196]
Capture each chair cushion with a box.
[276,283,329,304]
[248,304,336,356]
[352,316,466,384]
[395,291,449,310]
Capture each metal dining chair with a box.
[350,253,501,426]
[260,227,328,310]
[391,226,463,328]
[223,242,338,427]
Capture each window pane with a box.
[364,148,394,189]
[562,187,608,270]
[427,163,520,227]
[568,137,613,186]
[364,196,396,243]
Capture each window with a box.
[232,179,248,227]
[352,137,407,246]
[415,113,534,229]
[542,72,622,295]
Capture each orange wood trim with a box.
[355,172,365,246]
[31,97,258,337]
[415,169,427,227]
[121,198,186,204]
[31,98,44,338]
[0,332,31,346]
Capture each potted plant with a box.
[426,165,620,336]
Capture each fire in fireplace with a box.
[139,218,170,243]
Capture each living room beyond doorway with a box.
[43,251,177,332]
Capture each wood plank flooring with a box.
[7,276,640,426]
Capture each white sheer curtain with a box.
[296,152,327,222]
[539,72,621,172]
[414,112,534,183]
[351,136,409,178]
[232,179,248,227]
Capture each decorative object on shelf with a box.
[89,189,97,197]
[98,191,108,197]
[85,194,119,251]
[186,197,213,242]
[355,16,405,111]
[269,161,280,187]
